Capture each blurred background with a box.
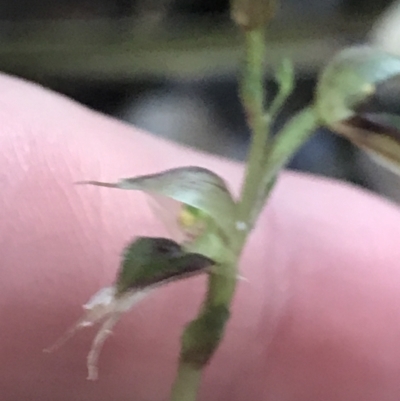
[2,0,400,201]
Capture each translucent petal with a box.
[45,286,147,379]
[78,166,236,239]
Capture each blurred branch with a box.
[0,16,374,81]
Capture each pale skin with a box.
[2,73,400,401]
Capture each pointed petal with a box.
[79,167,236,237]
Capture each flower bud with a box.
[231,0,276,30]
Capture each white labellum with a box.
[44,286,147,380]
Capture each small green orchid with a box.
[47,167,237,380]
[316,46,400,173]
[46,3,400,400]
[45,237,215,380]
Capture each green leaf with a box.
[79,167,237,239]
[316,46,400,126]
[116,237,215,294]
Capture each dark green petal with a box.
[116,237,215,294]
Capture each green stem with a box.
[169,108,318,401]
[251,107,319,225]
[267,58,294,124]
[170,260,235,401]
[169,10,317,401]
[169,25,270,401]
[237,27,269,226]
[169,363,202,401]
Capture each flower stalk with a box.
[168,2,317,401]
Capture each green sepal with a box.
[78,166,236,240]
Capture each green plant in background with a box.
[45,0,400,400]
